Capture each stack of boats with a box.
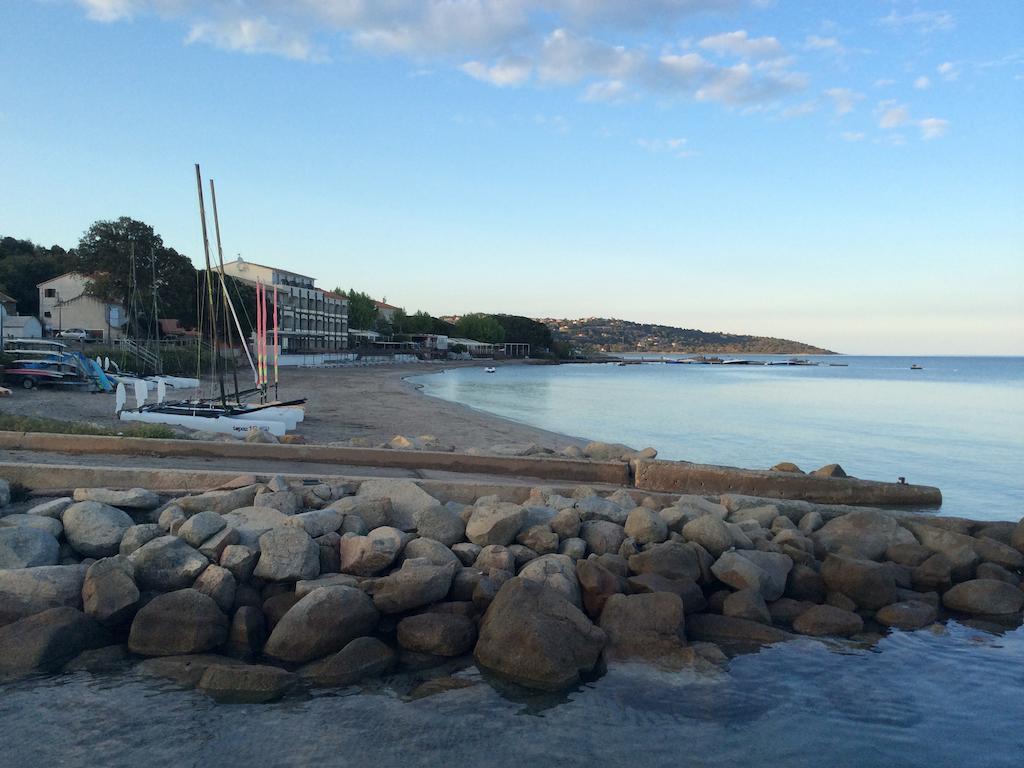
[2,338,112,391]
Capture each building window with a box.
[44,288,56,298]
[44,311,52,318]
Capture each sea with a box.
[2,355,1022,767]
[412,355,1024,522]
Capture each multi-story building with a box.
[37,273,126,342]
[221,257,348,353]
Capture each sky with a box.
[1,1,1022,354]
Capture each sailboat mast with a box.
[195,163,227,408]
[209,179,240,399]
[150,246,162,374]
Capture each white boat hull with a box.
[119,410,286,436]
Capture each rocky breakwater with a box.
[0,476,1022,700]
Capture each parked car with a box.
[56,328,88,341]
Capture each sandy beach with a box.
[0,361,589,451]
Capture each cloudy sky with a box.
[2,1,1022,353]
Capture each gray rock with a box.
[976,562,1021,586]
[518,554,582,608]
[128,536,209,592]
[730,505,779,528]
[451,542,482,566]
[973,536,1024,570]
[875,600,937,630]
[685,613,792,646]
[681,515,733,557]
[599,592,688,665]
[821,554,898,610]
[73,487,160,510]
[797,511,824,534]
[82,556,139,625]
[624,508,669,545]
[221,507,290,549]
[193,565,236,613]
[465,503,527,547]
[576,558,625,618]
[253,527,319,582]
[723,588,771,624]
[812,510,917,560]
[0,564,88,625]
[559,537,587,560]
[812,464,847,478]
[475,578,606,691]
[793,604,863,637]
[197,526,240,561]
[0,514,63,539]
[220,544,257,582]
[409,505,464,546]
[1011,518,1024,554]
[630,541,702,582]
[580,520,626,556]
[516,525,559,555]
[178,511,227,549]
[283,508,343,538]
[473,545,515,573]
[119,524,164,556]
[295,574,358,598]
[550,508,581,539]
[356,479,441,531]
[128,589,228,656]
[172,485,259,515]
[733,551,793,601]
[402,538,461,569]
[26,497,73,520]
[397,613,477,657]
[886,542,933,567]
[0,607,109,676]
[226,605,267,659]
[627,573,707,614]
[368,559,457,614]
[254,490,302,515]
[197,663,295,703]
[298,636,396,687]
[264,586,379,663]
[575,495,628,525]
[339,527,407,576]
[786,564,826,602]
[0,527,60,569]
[329,496,393,530]
[507,544,539,570]
[942,579,1024,615]
[158,506,186,532]
[62,502,135,558]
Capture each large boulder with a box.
[221,507,290,549]
[875,600,937,630]
[62,501,135,558]
[197,663,295,704]
[812,510,917,560]
[580,520,627,555]
[733,551,793,601]
[119,524,164,556]
[193,565,236,613]
[128,536,209,592]
[82,556,139,626]
[972,537,1024,570]
[465,503,527,547]
[598,592,687,665]
[177,511,227,549]
[575,559,625,618]
[128,589,228,656]
[628,541,701,582]
[339,527,406,576]
[73,487,160,510]
[0,565,87,626]
[0,607,109,676]
[681,515,733,557]
[414,505,466,547]
[901,521,980,579]
[475,578,606,691]
[253,527,319,582]
[792,604,863,637]
[627,573,707,615]
[254,491,302,515]
[0,527,60,569]
[685,614,792,646]
[623,508,668,545]
[821,554,898,610]
[368,559,457,614]
[518,554,581,608]
[220,544,258,582]
[403,538,461,568]
[26,497,73,520]
[723,589,771,624]
[172,485,259,515]
[575,495,628,525]
[298,636,396,687]
[356,479,441,531]
[0,514,63,538]
[396,613,477,657]
[711,551,787,601]
[942,579,1024,616]
[264,586,379,663]
[1011,519,1024,554]
[226,605,267,659]
[283,509,343,538]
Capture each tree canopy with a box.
[338,288,378,331]
[455,313,505,344]
[0,237,75,316]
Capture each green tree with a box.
[76,217,197,336]
[492,314,553,353]
[338,288,378,330]
[0,237,75,315]
[455,313,506,344]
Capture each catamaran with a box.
[117,165,305,436]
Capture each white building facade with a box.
[37,273,125,342]
[221,257,348,353]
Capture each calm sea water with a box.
[413,356,1024,521]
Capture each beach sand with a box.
[0,361,589,451]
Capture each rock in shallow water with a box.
[197,663,296,703]
[599,592,688,667]
[264,586,379,663]
[0,607,109,676]
[128,589,228,657]
[942,579,1024,616]
[298,636,396,687]
[396,612,477,657]
[792,604,863,638]
[0,564,87,626]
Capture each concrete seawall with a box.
[632,459,942,507]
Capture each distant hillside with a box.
[542,317,834,355]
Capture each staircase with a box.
[117,337,161,373]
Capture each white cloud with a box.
[636,137,695,158]
[937,61,959,81]
[186,17,320,61]
[824,87,863,116]
[841,131,865,142]
[582,79,629,103]
[878,9,955,34]
[461,57,532,87]
[698,30,784,60]
[75,0,138,22]
[877,100,911,128]
[694,61,807,106]
[918,117,949,139]
[913,75,931,90]
[803,35,844,54]
[873,78,896,87]
[536,29,640,84]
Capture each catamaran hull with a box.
[118,410,286,436]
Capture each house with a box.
[2,312,43,339]
[0,291,17,317]
[221,257,348,353]
[374,300,400,323]
[37,273,126,342]
[448,337,495,356]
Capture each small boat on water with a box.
[722,359,765,365]
[767,358,819,366]
[484,367,496,373]
[911,364,923,370]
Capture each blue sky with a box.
[1,1,1021,354]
